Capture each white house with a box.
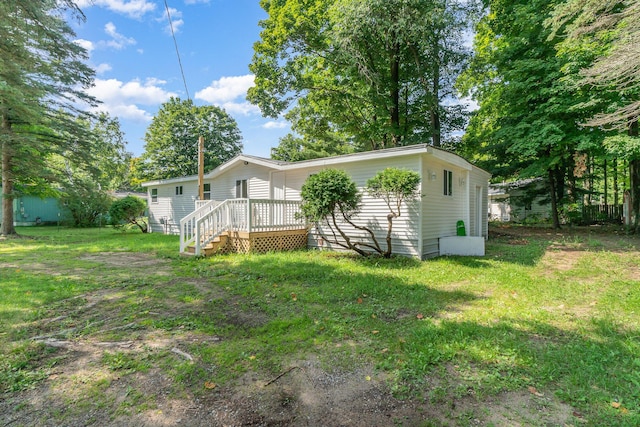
[488,178,549,222]
[142,144,491,259]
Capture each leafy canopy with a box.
[1,0,97,235]
[138,98,243,180]
[250,0,477,159]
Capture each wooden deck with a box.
[181,199,307,256]
[186,228,308,256]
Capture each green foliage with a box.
[550,0,640,129]
[301,167,420,257]
[459,0,610,227]
[89,113,134,191]
[0,0,97,235]
[138,98,243,180]
[59,182,113,228]
[271,133,354,162]
[366,168,421,215]
[300,169,361,222]
[2,227,640,425]
[251,0,476,154]
[109,196,148,233]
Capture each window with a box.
[235,179,248,198]
[443,170,453,196]
[175,185,183,196]
[151,188,158,203]
[203,183,211,200]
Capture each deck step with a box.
[185,234,228,256]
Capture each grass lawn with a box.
[1,225,639,426]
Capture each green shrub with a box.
[109,196,148,232]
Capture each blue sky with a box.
[73,0,290,158]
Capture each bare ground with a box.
[3,225,635,426]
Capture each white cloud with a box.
[87,78,178,122]
[103,22,136,50]
[74,38,95,53]
[196,75,255,103]
[158,7,184,34]
[95,63,112,74]
[262,121,288,129]
[221,102,261,116]
[76,0,156,19]
[195,75,258,116]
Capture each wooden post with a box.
[198,136,204,201]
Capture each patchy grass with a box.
[1,225,639,426]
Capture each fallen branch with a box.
[35,338,72,348]
[264,366,299,387]
[171,347,194,361]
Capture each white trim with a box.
[145,144,490,187]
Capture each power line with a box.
[163,0,190,101]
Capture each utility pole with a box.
[198,136,204,200]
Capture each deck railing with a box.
[180,199,305,255]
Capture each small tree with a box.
[366,168,421,256]
[109,196,148,233]
[300,167,420,258]
[60,182,113,228]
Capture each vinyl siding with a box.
[468,168,490,238]
[305,156,422,258]
[210,162,272,200]
[421,157,468,258]
[147,180,198,234]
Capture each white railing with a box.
[179,200,220,253]
[180,199,305,255]
[249,199,306,232]
[195,200,213,210]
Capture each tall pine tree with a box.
[0,0,96,235]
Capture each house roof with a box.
[488,178,543,196]
[142,144,490,187]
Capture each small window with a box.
[175,185,183,196]
[235,179,248,198]
[443,170,453,196]
[203,183,211,200]
[151,188,158,203]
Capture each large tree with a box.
[0,0,97,236]
[550,0,640,230]
[459,0,607,228]
[138,98,243,180]
[249,0,475,158]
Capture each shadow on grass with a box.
[400,316,640,425]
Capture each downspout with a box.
[418,155,424,259]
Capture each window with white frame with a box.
[175,185,183,196]
[443,170,453,196]
[203,183,211,200]
[151,188,158,203]
[235,179,248,198]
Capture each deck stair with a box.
[179,198,306,256]
[185,233,229,256]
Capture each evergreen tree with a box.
[0,0,96,235]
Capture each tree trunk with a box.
[630,120,639,233]
[548,168,561,229]
[430,62,441,147]
[603,159,608,208]
[389,43,401,147]
[1,114,16,236]
[614,158,619,206]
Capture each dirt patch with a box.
[3,229,616,426]
[79,252,169,269]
